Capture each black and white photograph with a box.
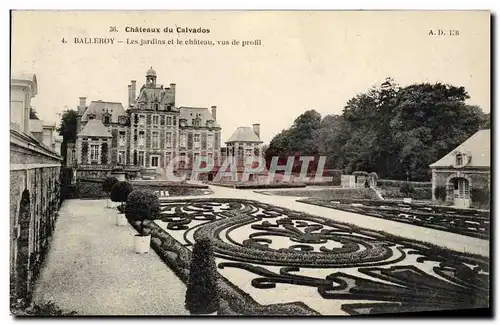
[8,10,491,317]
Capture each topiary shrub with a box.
[434,185,447,201]
[185,238,219,314]
[110,181,134,208]
[125,189,161,235]
[102,177,119,207]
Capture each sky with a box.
[11,10,490,144]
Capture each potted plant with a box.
[110,181,134,226]
[125,190,160,254]
[102,177,118,208]
[185,238,219,315]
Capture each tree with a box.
[57,109,78,143]
[57,109,79,165]
[102,177,118,208]
[110,181,134,211]
[125,190,160,235]
[265,78,488,182]
[185,238,219,314]
[29,107,39,120]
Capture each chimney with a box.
[252,123,260,138]
[78,97,87,114]
[128,85,132,108]
[170,83,176,105]
[130,80,137,107]
[211,105,217,121]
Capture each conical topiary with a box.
[185,238,219,314]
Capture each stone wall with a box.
[10,129,62,305]
[432,168,490,203]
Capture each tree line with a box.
[264,78,490,181]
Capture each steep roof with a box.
[226,126,262,143]
[77,119,112,138]
[430,129,490,168]
[81,100,126,123]
[179,107,218,127]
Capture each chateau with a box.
[68,67,222,179]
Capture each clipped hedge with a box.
[73,179,211,199]
[127,219,319,316]
[260,188,380,200]
[185,238,220,314]
[377,179,431,188]
[471,187,490,210]
[75,181,108,199]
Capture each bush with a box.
[110,181,133,204]
[76,181,107,199]
[125,189,161,234]
[185,238,219,314]
[399,182,415,195]
[102,177,119,195]
[434,185,447,201]
[471,188,490,209]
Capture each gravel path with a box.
[33,199,189,316]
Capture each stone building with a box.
[429,129,490,208]
[71,67,221,179]
[225,124,263,166]
[10,73,63,305]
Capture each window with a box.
[90,144,99,162]
[154,103,159,111]
[138,131,145,146]
[454,178,470,199]
[139,115,146,125]
[104,115,110,124]
[194,134,201,149]
[173,117,177,126]
[119,131,126,146]
[180,152,186,168]
[192,119,201,127]
[138,151,145,166]
[165,152,172,165]
[245,148,253,156]
[88,114,95,120]
[456,153,463,166]
[118,150,125,164]
[193,153,200,166]
[166,116,172,126]
[207,152,213,161]
[207,134,214,149]
[152,131,159,148]
[151,155,160,167]
[165,132,172,147]
[152,115,159,125]
[180,133,187,148]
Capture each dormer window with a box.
[103,115,110,124]
[88,113,95,120]
[454,151,470,168]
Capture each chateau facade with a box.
[70,67,222,178]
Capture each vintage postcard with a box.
[9,10,490,316]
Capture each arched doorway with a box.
[450,177,471,208]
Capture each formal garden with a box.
[24,175,489,316]
[297,198,490,240]
[112,182,489,315]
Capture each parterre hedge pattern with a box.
[297,198,490,240]
[141,198,489,315]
